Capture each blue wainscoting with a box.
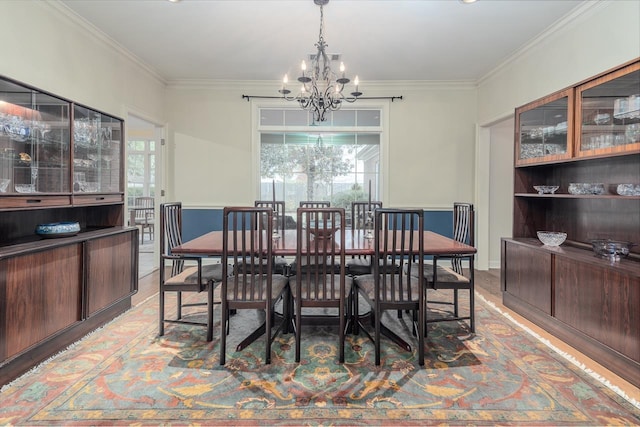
[183,208,453,241]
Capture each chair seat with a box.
[185,263,227,284]
[224,274,289,301]
[405,263,469,285]
[165,264,225,287]
[348,257,399,276]
[422,264,470,287]
[291,275,353,299]
[346,258,371,275]
[354,273,422,302]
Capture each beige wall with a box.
[0,1,165,124]
[165,81,477,209]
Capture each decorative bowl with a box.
[537,231,567,246]
[0,178,9,193]
[36,221,81,238]
[568,183,605,195]
[307,220,339,239]
[590,239,635,261]
[15,183,36,193]
[533,185,559,194]
[616,183,640,196]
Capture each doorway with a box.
[126,114,162,278]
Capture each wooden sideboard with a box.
[502,59,640,388]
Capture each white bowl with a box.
[537,231,567,246]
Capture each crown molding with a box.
[166,79,477,91]
[477,0,604,85]
[46,0,167,86]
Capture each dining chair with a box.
[159,202,226,341]
[299,201,330,208]
[347,201,383,276]
[255,200,289,275]
[353,208,425,366]
[133,196,155,243]
[292,207,352,362]
[424,202,476,333]
[219,206,290,365]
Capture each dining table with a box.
[172,228,477,352]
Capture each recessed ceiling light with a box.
[168,0,182,3]
[461,0,478,3]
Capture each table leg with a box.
[236,322,266,351]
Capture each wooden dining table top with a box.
[172,229,476,257]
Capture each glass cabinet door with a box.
[0,79,70,195]
[73,105,122,194]
[515,88,573,166]
[575,62,640,157]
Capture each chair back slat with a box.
[255,200,285,233]
[296,207,346,302]
[451,203,475,274]
[351,201,382,230]
[374,209,424,304]
[160,202,185,277]
[223,207,273,302]
[299,201,330,209]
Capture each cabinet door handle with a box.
[26,199,42,203]
[95,197,105,200]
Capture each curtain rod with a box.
[242,95,403,102]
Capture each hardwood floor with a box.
[134,267,639,404]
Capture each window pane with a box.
[333,110,356,126]
[260,132,379,216]
[284,110,308,126]
[357,110,381,126]
[260,109,284,126]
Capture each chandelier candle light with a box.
[279,0,362,123]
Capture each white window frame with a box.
[251,99,390,204]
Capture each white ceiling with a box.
[59,0,587,83]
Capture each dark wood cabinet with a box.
[0,75,138,387]
[502,59,640,388]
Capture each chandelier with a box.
[279,0,362,123]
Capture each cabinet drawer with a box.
[0,195,71,209]
[73,194,123,206]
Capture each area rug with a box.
[1,289,638,426]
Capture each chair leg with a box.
[374,303,381,366]
[265,302,272,365]
[220,302,227,365]
[453,289,459,317]
[207,282,214,342]
[469,288,475,333]
[339,299,345,363]
[177,291,183,319]
[295,297,302,362]
[352,287,360,335]
[159,290,165,336]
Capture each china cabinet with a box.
[502,59,640,388]
[0,75,137,386]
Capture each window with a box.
[127,140,155,205]
[258,108,382,217]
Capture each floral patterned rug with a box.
[1,290,638,426]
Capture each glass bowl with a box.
[533,185,559,194]
[537,231,567,246]
[15,183,36,193]
[568,183,605,195]
[590,239,635,261]
[0,178,9,193]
